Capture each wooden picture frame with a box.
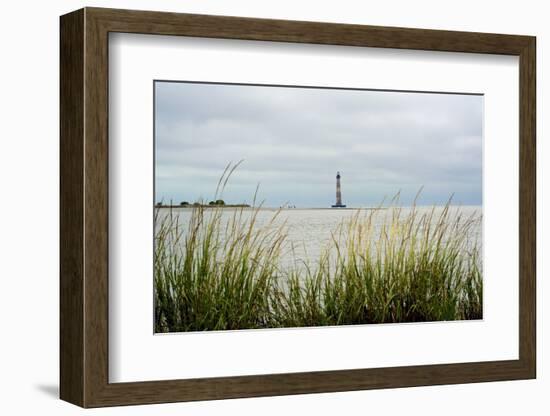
[60,7,536,408]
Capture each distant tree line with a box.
[156,199,252,208]
[178,199,225,206]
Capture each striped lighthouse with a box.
[331,171,346,208]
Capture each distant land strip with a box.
[155,205,386,210]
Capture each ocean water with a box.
[157,206,483,272]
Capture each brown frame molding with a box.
[60,7,536,408]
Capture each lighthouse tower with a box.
[331,171,346,208]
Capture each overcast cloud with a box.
[155,81,483,207]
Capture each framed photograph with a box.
[60,7,536,408]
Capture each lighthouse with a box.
[331,171,346,208]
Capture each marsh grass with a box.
[154,170,482,332]
[269,200,482,328]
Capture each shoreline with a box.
[156,206,386,210]
[155,205,482,210]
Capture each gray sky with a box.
[155,81,483,207]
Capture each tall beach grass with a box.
[268,201,482,328]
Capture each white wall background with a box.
[0,0,545,414]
